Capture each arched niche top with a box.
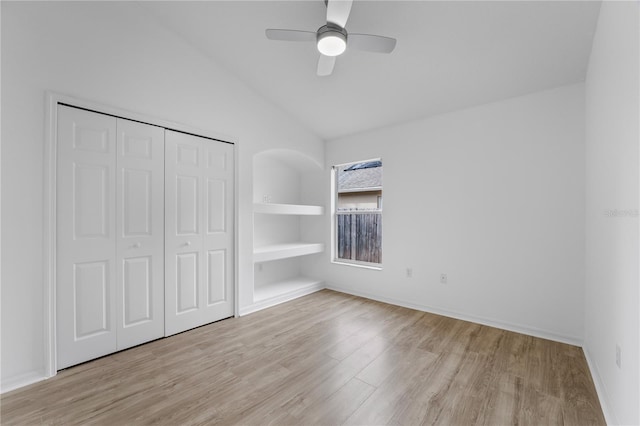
[253,149,323,173]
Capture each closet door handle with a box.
[184,241,191,247]
[132,242,141,249]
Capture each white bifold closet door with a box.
[57,105,165,369]
[164,130,234,336]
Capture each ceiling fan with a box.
[265,0,397,76]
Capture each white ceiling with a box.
[138,1,601,140]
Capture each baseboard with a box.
[238,282,325,316]
[583,345,617,426]
[325,283,583,347]
[1,369,47,394]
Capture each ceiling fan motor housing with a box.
[317,24,348,56]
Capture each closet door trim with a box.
[43,92,238,379]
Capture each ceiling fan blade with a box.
[348,33,397,53]
[317,54,336,76]
[265,29,316,42]
[326,0,353,28]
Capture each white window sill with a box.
[331,260,383,271]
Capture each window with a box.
[333,159,382,266]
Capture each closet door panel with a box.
[122,169,152,235]
[74,164,110,238]
[57,106,117,370]
[176,175,199,235]
[122,256,152,324]
[203,141,234,317]
[165,130,234,336]
[165,131,205,336]
[116,118,165,350]
[207,249,226,304]
[73,261,111,338]
[176,252,199,312]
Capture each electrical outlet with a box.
[616,344,621,368]
[406,268,413,278]
[440,273,447,284]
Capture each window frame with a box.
[331,159,383,269]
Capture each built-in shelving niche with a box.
[251,149,325,313]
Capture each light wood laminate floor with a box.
[1,289,605,425]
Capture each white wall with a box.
[584,2,639,424]
[317,84,586,344]
[0,2,323,390]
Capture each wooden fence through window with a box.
[337,212,382,264]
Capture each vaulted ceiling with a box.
[139,1,601,140]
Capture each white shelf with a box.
[254,277,324,303]
[253,242,324,263]
[253,203,324,215]
[249,150,325,316]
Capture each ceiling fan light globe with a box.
[317,33,347,56]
